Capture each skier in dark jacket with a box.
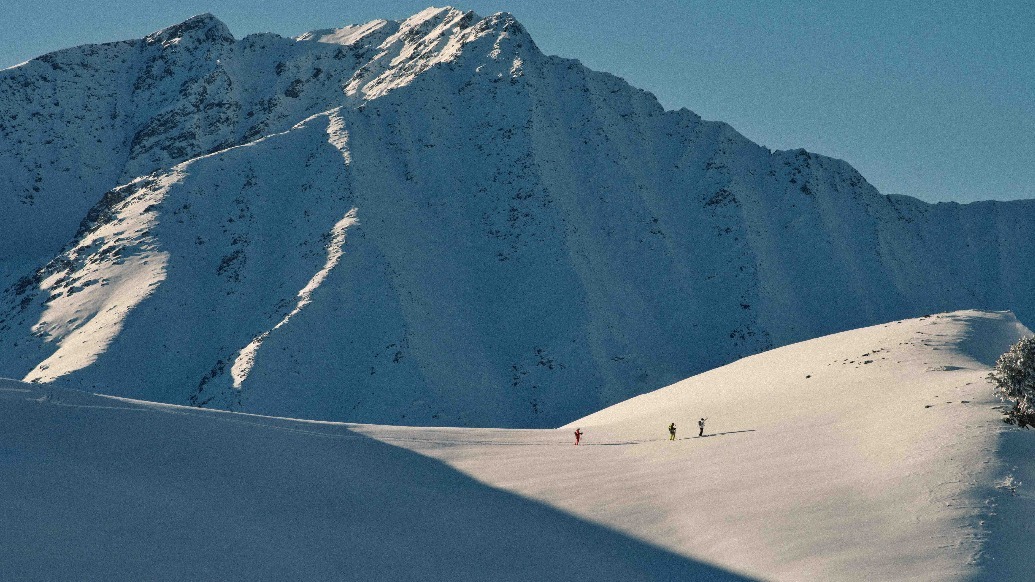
[668,423,677,440]
[698,418,707,437]
[574,428,583,446]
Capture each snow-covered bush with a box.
[988,336,1035,428]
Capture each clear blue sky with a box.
[2,1,1032,203]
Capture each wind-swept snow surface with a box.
[2,310,1032,580]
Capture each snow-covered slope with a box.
[0,379,745,581]
[3,8,1035,427]
[3,310,1032,580]
[355,310,1035,580]
[0,8,495,285]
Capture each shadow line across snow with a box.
[0,382,754,581]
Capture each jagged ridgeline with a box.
[1,7,1033,427]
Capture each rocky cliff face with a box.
[2,7,1033,427]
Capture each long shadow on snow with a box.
[977,425,1035,581]
[691,430,757,439]
[0,384,753,581]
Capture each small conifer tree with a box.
[988,336,1035,428]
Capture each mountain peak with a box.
[405,6,464,24]
[393,6,471,37]
[5,6,1035,432]
[477,10,535,49]
[145,13,234,47]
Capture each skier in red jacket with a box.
[574,428,583,445]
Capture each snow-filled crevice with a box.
[230,208,358,389]
[324,109,351,164]
[231,110,358,390]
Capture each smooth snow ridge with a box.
[352,310,1035,581]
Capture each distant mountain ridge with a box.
[1,7,1033,427]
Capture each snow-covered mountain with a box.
[2,7,1034,427]
[3,310,1032,580]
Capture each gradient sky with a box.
[2,0,1032,203]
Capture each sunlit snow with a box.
[2,310,1033,580]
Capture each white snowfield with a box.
[6,8,1035,429]
[2,310,1033,580]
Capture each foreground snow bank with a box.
[0,379,743,581]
